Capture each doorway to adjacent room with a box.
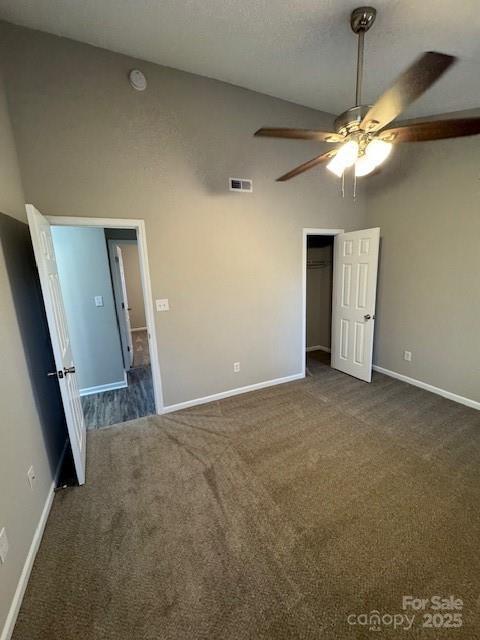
[302,227,380,383]
[28,205,164,484]
[305,233,334,375]
[50,223,160,430]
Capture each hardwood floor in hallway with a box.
[81,364,155,429]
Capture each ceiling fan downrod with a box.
[351,6,377,106]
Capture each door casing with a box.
[47,215,164,414]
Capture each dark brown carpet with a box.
[13,356,480,639]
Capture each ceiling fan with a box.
[255,6,480,182]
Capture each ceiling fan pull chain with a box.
[341,171,345,198]
[353,170,357,199]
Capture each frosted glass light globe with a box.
[355,155,377,177]
[365,139,392,166]
[327,140,359,177]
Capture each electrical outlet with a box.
[94,295,104,307]
[0,528,8,564]
[27,465,36,489]
[233,362,240,373]
[403,350,412,362]
[156,299,169,312]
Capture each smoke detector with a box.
[129,69,147,91]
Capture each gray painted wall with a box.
[51,226,125,391]
[0,70,24,221]
[367,122,480,403]
[0,71,66,635]
[0,23,366,406]
[306,245,332,350]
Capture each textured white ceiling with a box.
[1,0,479,118]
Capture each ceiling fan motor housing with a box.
[334,105,371,135]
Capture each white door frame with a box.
[47,216,164,414]
[301,228,344,377]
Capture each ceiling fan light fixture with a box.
[365,138,393,166]
[256,7,479,185]
[355,154,376,177]
[326,140,359,176]
[326,156,345,177]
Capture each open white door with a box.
[115,246,134,368]
[331,227,380,382]
[106,242,135,369]
[26,204,87,485]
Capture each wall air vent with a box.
[229,178,253,193]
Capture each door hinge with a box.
[47,370,64,379]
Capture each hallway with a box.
[81,364,155,429]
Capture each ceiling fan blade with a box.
[255,127,343,143]
[276,150,337,182]
[361,52,457,133]
[380,117,480,143]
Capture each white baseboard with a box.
[131,327,147,333]
[306,345,331,353]
[162,372,304,414]
[373,365,480,411]
[79,377,127,397]
[1,439,69,640]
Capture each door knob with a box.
[364,314,371,320]
[64,366,76,375]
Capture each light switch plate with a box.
[156,299,169,312]
[94,296,104,307]
[0,528,8,564]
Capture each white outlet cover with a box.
[156,299,170,312]
[0,528,8,564]
[94,295,104,307]
[403,351,412,362]
[233,362,240,372]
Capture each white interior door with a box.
[26,204,87,485]
[115,245,134,367]
[331,227,380,382]
[107,241,132,370]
